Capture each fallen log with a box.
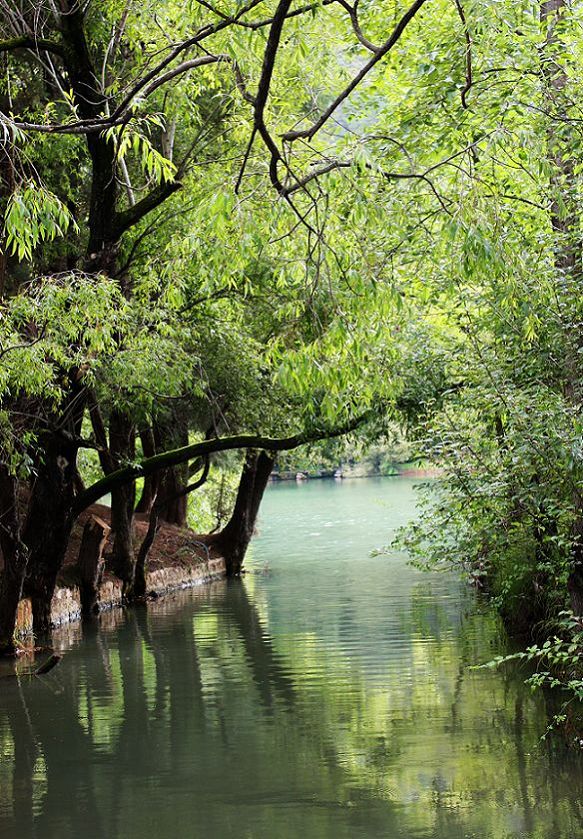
[35,653,62,675]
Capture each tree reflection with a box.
[0,578,582,839]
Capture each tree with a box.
[3,0,582,700]
[0,0,427,651]
[385,0,583,710]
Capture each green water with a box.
[0,477,582,838]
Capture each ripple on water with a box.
[0,478,581,839]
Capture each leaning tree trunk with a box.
[134,504,160,599]
[209,450,274,576]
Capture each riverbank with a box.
[11,503,226,639]
[271,463,443,481]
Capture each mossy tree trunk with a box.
[210,450,274,576]
[0,468,28,655]
[109,410,137,594]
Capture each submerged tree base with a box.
[6,503,227,641]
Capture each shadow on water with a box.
[0,477,582,838]
[0,582,396,838]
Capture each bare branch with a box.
[454,0,472,109]
[282,0,428,142]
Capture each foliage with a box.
[277,431,413,476]
[476,612,583,738]
[0,0,583,724]
[4,182,76,261]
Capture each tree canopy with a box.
[0,0,582,721]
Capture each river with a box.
[0,477,582,838]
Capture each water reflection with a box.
[0,478,581,839]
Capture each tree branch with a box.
[0,36,64,57]
[140,55,224,99]
[113,179,183,236]
[282,0,428,142]
[109,0,265,122]
[337,0,381,54]
[282,159,352,195]
[73,413,369,516]
[197,0,334,30]
[249,0,294,192]
[454,0,472,109]
[281,155,451,213]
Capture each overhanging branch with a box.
[0,36,64,57]
[114,179,183,236]
[73,413,369,516]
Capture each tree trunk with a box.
[76,516,110,616]
[210,450,274,576]
[135,426,158,514]
[0,565,26,655]
[109,410,136,593]
[153,410,189,526]
[158,471,188,526]
[23,425,80,637]
[110,482,136,587]
[135,458,210,598]
[23,376,87,637]
[59,4,119,277]
[88,392,136,589]
[134,507,159,599]
[0,469,27,655]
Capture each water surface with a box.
[0,477,582,838]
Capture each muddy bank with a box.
[11,503,226,638]
[15,556,226,636]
